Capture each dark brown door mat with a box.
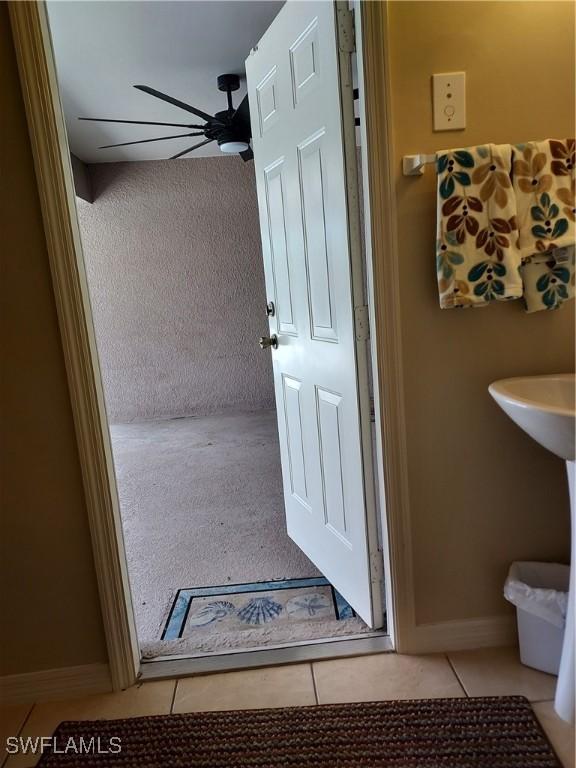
[37,696,561,767]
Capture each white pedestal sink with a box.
[489,373,575,723]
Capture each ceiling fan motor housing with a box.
[213,112,250,147]
[217,73,240,93]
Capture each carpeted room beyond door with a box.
[78,156,374,658]
[113,409,372,658]
[113,410,315,649]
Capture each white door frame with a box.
[8,0,415,690]
[352,0,400,646]
[354,0,417,652]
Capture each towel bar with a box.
[402,153,436,176]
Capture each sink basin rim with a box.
[488,373,575,418]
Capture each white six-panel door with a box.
[246,1,383,627]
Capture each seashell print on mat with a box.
[149,578,377,659]
[286,592,332,619]
[187,600,235,627]
[237,596,283,625]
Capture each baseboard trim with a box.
[0,664,112,705]
[404,614,518,654]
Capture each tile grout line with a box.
[18,703,35,735]
[310,663,320,706]
[0,702,35,768]
[445,654,470,698]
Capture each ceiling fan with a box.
[78,73,253,161]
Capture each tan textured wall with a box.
[387,1,575,624]
[0,5,107,676]
[77,159,274,423]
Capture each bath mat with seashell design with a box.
[149,577,377,657]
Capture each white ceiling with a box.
[47,1,284,163]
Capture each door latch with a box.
[259,334,278,350]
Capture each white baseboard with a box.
[402,614,518,654]
[0,664,112,706]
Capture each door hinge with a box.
[354,305,370,341]
[337,6,356,53]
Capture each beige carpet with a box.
[111,409,328,656]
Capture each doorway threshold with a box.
[138,632,393,681]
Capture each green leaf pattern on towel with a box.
[513,139,575,311]
[531,192,569,243]
[538,263,571,308]
[436,145,518,308]
[437,139,575,311]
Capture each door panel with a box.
[282,375,309,508]
[246,0,382,627]
[298,130,338,342]
[264,161,297,336]
[316,387,348,540]
[289,19,321,103]
[256,66,280,135]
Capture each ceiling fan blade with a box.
[231,94,251,137]
[170,137,214,160]
[99,132,205,149]
[134,85,216,124]
[239,146,254,163]
[79,118,205,129]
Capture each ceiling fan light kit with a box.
[78,73,254,161]
[220,141,250,154]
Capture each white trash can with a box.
[504,561,569,676]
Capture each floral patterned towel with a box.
[520,246,575,313]
[512,139,575,312]
[436,144,523,309]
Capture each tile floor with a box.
[1,647,574,768]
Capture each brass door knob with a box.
[259,334,278,350]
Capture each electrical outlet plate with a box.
[433,72,466,131]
